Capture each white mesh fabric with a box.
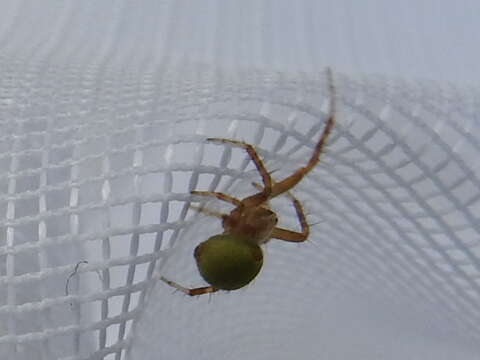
[1,59,480,360]
[129,73,480,360]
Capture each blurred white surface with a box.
[0,0,478,84]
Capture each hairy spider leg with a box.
[191,190,241,205]
[206,138,273,201]
[271,193,309,242]
[160,277,219,296]
[242,67,336,207]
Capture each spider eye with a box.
[263,209,277,223]
[261,209,274,217]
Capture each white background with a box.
[0,0,478,84]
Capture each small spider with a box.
[161,68,336,296]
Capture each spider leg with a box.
[271,228,307,242]
[161,276,219,296]
[270,67,336,199]
[191,190,241,206]
[207,138,273,198]
[190,204,227,219]
[271,191,309,242]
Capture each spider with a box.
[161,68,336,296]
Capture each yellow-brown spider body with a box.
[161,68,336,296]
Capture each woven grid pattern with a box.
[1,61,480,359]
[130,75,480,360]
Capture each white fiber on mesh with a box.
[1,57,480,360]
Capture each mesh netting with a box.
[1,61,480,360]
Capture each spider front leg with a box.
[269,68,336,199]
[161,277,219,296]
[271,192,310,242]
[207,138,273,199]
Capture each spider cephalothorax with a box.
[222,205,278,244]
[161,68,336,296]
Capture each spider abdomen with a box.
[194,234,263,290]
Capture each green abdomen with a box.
[194,234,263,290]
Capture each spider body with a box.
[222,204,278,244]
[161,68,336,296]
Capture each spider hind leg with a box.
[161,276,219,296]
